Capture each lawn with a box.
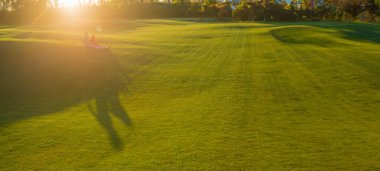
[0,19,379,170]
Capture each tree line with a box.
[0,0,379,23]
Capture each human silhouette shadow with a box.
[0,41,133,150]
[86,56,133,150]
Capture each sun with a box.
[60,0,80,8]
[54,0,102,8]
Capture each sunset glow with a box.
[55,0,101,8]
[61,0,80,7]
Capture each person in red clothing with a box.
[82,32,107,49]
[90,34,100,47]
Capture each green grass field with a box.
[0,19,379,170]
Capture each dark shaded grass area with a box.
[270,27,346,47]
[316,23,380,44]
[0,42,132,140]
[0,41,133,149]
[269,22,380,44]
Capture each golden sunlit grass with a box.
[0,20,379,170]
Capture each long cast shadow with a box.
[0,41,132,150]
[86,53,133,150]
[314,22,380,44]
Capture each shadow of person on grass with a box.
[86,53,133,150]
[77,48,134,150]
[0,41,132,150]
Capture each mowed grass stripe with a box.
[0,20,379,170]
[264,30,380,168]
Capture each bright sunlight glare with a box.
[56,0,101,8]
[62,0,79,7]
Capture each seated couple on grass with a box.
[82,32,107,49]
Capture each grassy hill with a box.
[0,20,379,170]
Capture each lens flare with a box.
[55,0,101,8]
[60,0,79,7]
